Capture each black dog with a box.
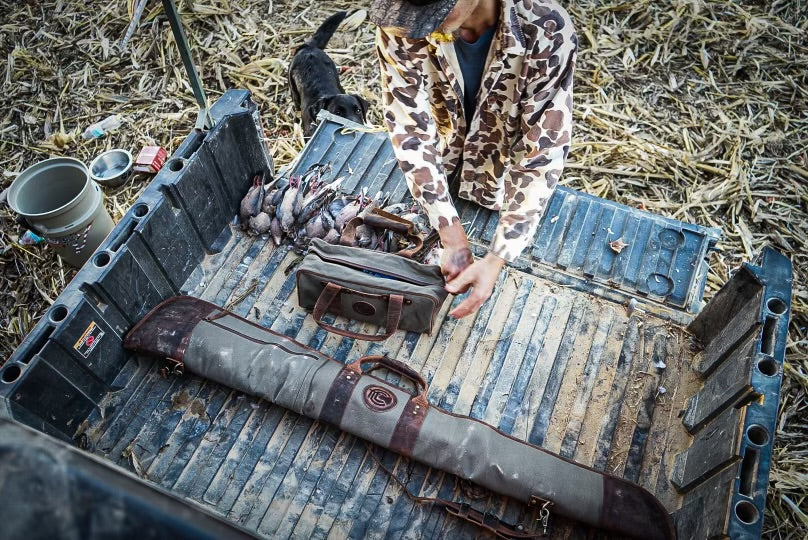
[289,11,369,136]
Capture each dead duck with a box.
[323,228,340,244]
[248,212,272,236]
[239,172,266,229]
[261,180,289,215]
[304,210,329,239]
[278,175,301,232]
[327,195,348,219]
[334,198,361,231]
[297,176,343,225]
[270,217,283,246]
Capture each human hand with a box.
[445,253,505,318]
[440,243,474,283]
[438,221,473,282]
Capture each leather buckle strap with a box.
[339,216,364,247]
[160,357,185,377]
[367,208,425,258]
[365,445,550,539]
[351,355,429,457]
[312,283,404,341]
[339,212,424,258]
[319,363,362,426]
[442,501,549,539]
[363,208,413,234]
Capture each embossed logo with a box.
[363,385,397,412]
[352,301,376,316]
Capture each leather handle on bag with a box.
[350,354,428,405]
[312,282,403,341]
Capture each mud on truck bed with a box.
[0,91,792,539]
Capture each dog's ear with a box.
[306,97,330,129]
[355,95,369,123]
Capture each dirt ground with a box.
[0,0,806,536]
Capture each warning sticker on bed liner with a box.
[74,321,104,358]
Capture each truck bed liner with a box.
[2,91,790,539]
[81,233,698,537]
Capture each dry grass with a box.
[0,0,805,536]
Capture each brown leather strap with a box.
[312,284,404,341]
[389,397,427,457]
[313,282,342,321]
[339,216,363,247]
[412,229,440,263]
[443,501,549,539]
[365,445,549,539]
[319,363,362,426]
[351,354,429,457]
[363,208,414,235]
[346,355,430,456]
[339,213,423,259]
[365,209,424,257]
[385,295,404,338]
[394,235,424,259]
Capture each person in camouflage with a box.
[370,0,577,318]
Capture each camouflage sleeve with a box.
[489,12,578,262]
[375,28,460,231]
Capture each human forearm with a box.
[489,158,564,262]
[491,25,577,261]
[376,27,458,232]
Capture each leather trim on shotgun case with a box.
[124,296,675,540]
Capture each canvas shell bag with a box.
[296,238,448,340]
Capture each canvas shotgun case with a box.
[124,297,675,540]
[296,238,448,341]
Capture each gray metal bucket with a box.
[8,157,114,267]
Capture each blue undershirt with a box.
[454,22,498,126]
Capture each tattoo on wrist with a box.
[451,248,473,268]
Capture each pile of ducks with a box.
[239,163,438,260]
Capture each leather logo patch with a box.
[352,301,376,316]
[363,385,397,412]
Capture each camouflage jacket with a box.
[376,0,577,261]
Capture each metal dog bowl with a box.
[89,149,133,188]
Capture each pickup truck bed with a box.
[1,91,791,539]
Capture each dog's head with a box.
[305,94,369,135]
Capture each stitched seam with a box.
[203,319,324,361]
